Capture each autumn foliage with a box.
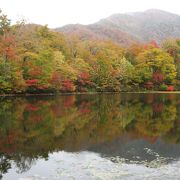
[167,86,174,91]
[0,10,179,93]
[61,80,76,92]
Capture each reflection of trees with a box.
[0,154,11,178]
[129,103,176,137]
[163,101,180,144]
[163,119,180,144]
[14,155,36,173]
[125,94,178,143]
[0,94,178,175]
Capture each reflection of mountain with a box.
[89,136,180,164]
[0,93,179,175]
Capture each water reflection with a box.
[0,93,179,178]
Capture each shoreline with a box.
[0,91,180,97]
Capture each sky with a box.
[1,0,179,28]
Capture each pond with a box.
[0,93,179,179]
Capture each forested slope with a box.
[0,10,179,94]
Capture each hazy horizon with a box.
[1,0,180,28]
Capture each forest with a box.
[0,10,179,94]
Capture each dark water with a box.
[0,93,179,179]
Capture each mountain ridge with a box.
[55,9,180,45]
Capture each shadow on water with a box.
[0,93,179,177]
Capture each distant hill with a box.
[55,9,180,46]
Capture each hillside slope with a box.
[56,9,180,45]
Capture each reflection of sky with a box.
[3,151,180,180]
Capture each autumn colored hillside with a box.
[0,10,179,94]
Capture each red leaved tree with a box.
[76,72,92,92]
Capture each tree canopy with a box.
[0,10,179,93]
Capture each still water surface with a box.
[0,93,179,179]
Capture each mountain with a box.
[55,9,180,46]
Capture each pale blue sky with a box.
[1,0,179,28]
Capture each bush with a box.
[160,84,168,91]
[167,85,174,91]
[61,80,76,92]
[144,81,154,89]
